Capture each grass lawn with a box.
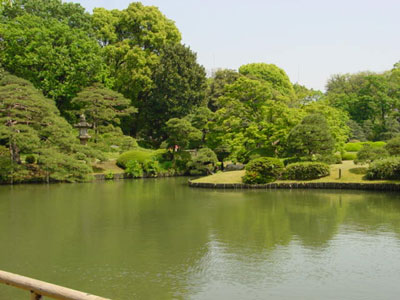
[92,159,124,174]
[192,160,399,184]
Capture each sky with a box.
[66,0,400,91]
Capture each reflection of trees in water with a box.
[344,192,400,238]
[2,182,400,299]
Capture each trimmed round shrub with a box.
[242,157,284,184]
[385,137,400,156]
[25,155,35,164]
[285,162,330,180]
[188,148,218,176]
[355,144,389,165]
[366,157,400,180]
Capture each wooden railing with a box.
[0,270,110,300]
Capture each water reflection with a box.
[0,180,400,299]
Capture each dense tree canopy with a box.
[0,15,104,112]
[2,0,92,31]
[239,63,296,100]
[326,65,400,140]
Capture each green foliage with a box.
[25,155,35,164]
[347,120,366,141]
[105,171,114,180]
[344,141,386,152]
[124,160,143,178]
[326,69,400,140]
[302,101,350,151]
[355,144,389,165]
[242,157,284,184]
[139,43,206,142]
[91,125,138,153]
[239,63,295,100]
[143,160,161,177]
[366,157,400,180]
[165,118,203,149]
[38,148,93,183]
[206,69,241,111]
[0,145,12,182]
[71,83,136,141]
[287,114,335,158]
[95,3,182,137]
[342,152,357,161]
[2,0,92,31]
[117,148,166,169]
[316,153,342,164]
[188,148,218,176]
[293,83,323,105]
[0,15,104,111]
[173,151,192,172]
[0,73,94,182]
[284,162,330,180]
[385,137,400,156]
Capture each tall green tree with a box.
[287,114,335,158]
[239,63,296,100]
[140,43,206,143]
[2,0,92,31]
[71,83,136,142]
[0,15,104,113]
[165,118,202,150]
[93,3,181,101]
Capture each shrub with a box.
[284,162,330,180]
[173,151,192,172]
[355,144,389,165]
[105,171,114,180]
[282,157,301,166]
[342,152,357,161]
[242,157,284,184]
[385,137,400,156]
[143,160,161,177]
[25,155,35,164]
[344,141,386,152]
[366,157,400,180]
[117,148,166,168]
[315,153,342,164]
[125,160,143,178]
[188,148,218,176]
[344,143,364,152]
[160,161,173,171]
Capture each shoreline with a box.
[188,180,400,191]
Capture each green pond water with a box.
[0,177,400,299]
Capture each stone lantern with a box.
[75,114,91,145]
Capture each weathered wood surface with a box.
[0,270,110,300]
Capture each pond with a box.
[0,177,400,299]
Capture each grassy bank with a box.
[191,160,399,184]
